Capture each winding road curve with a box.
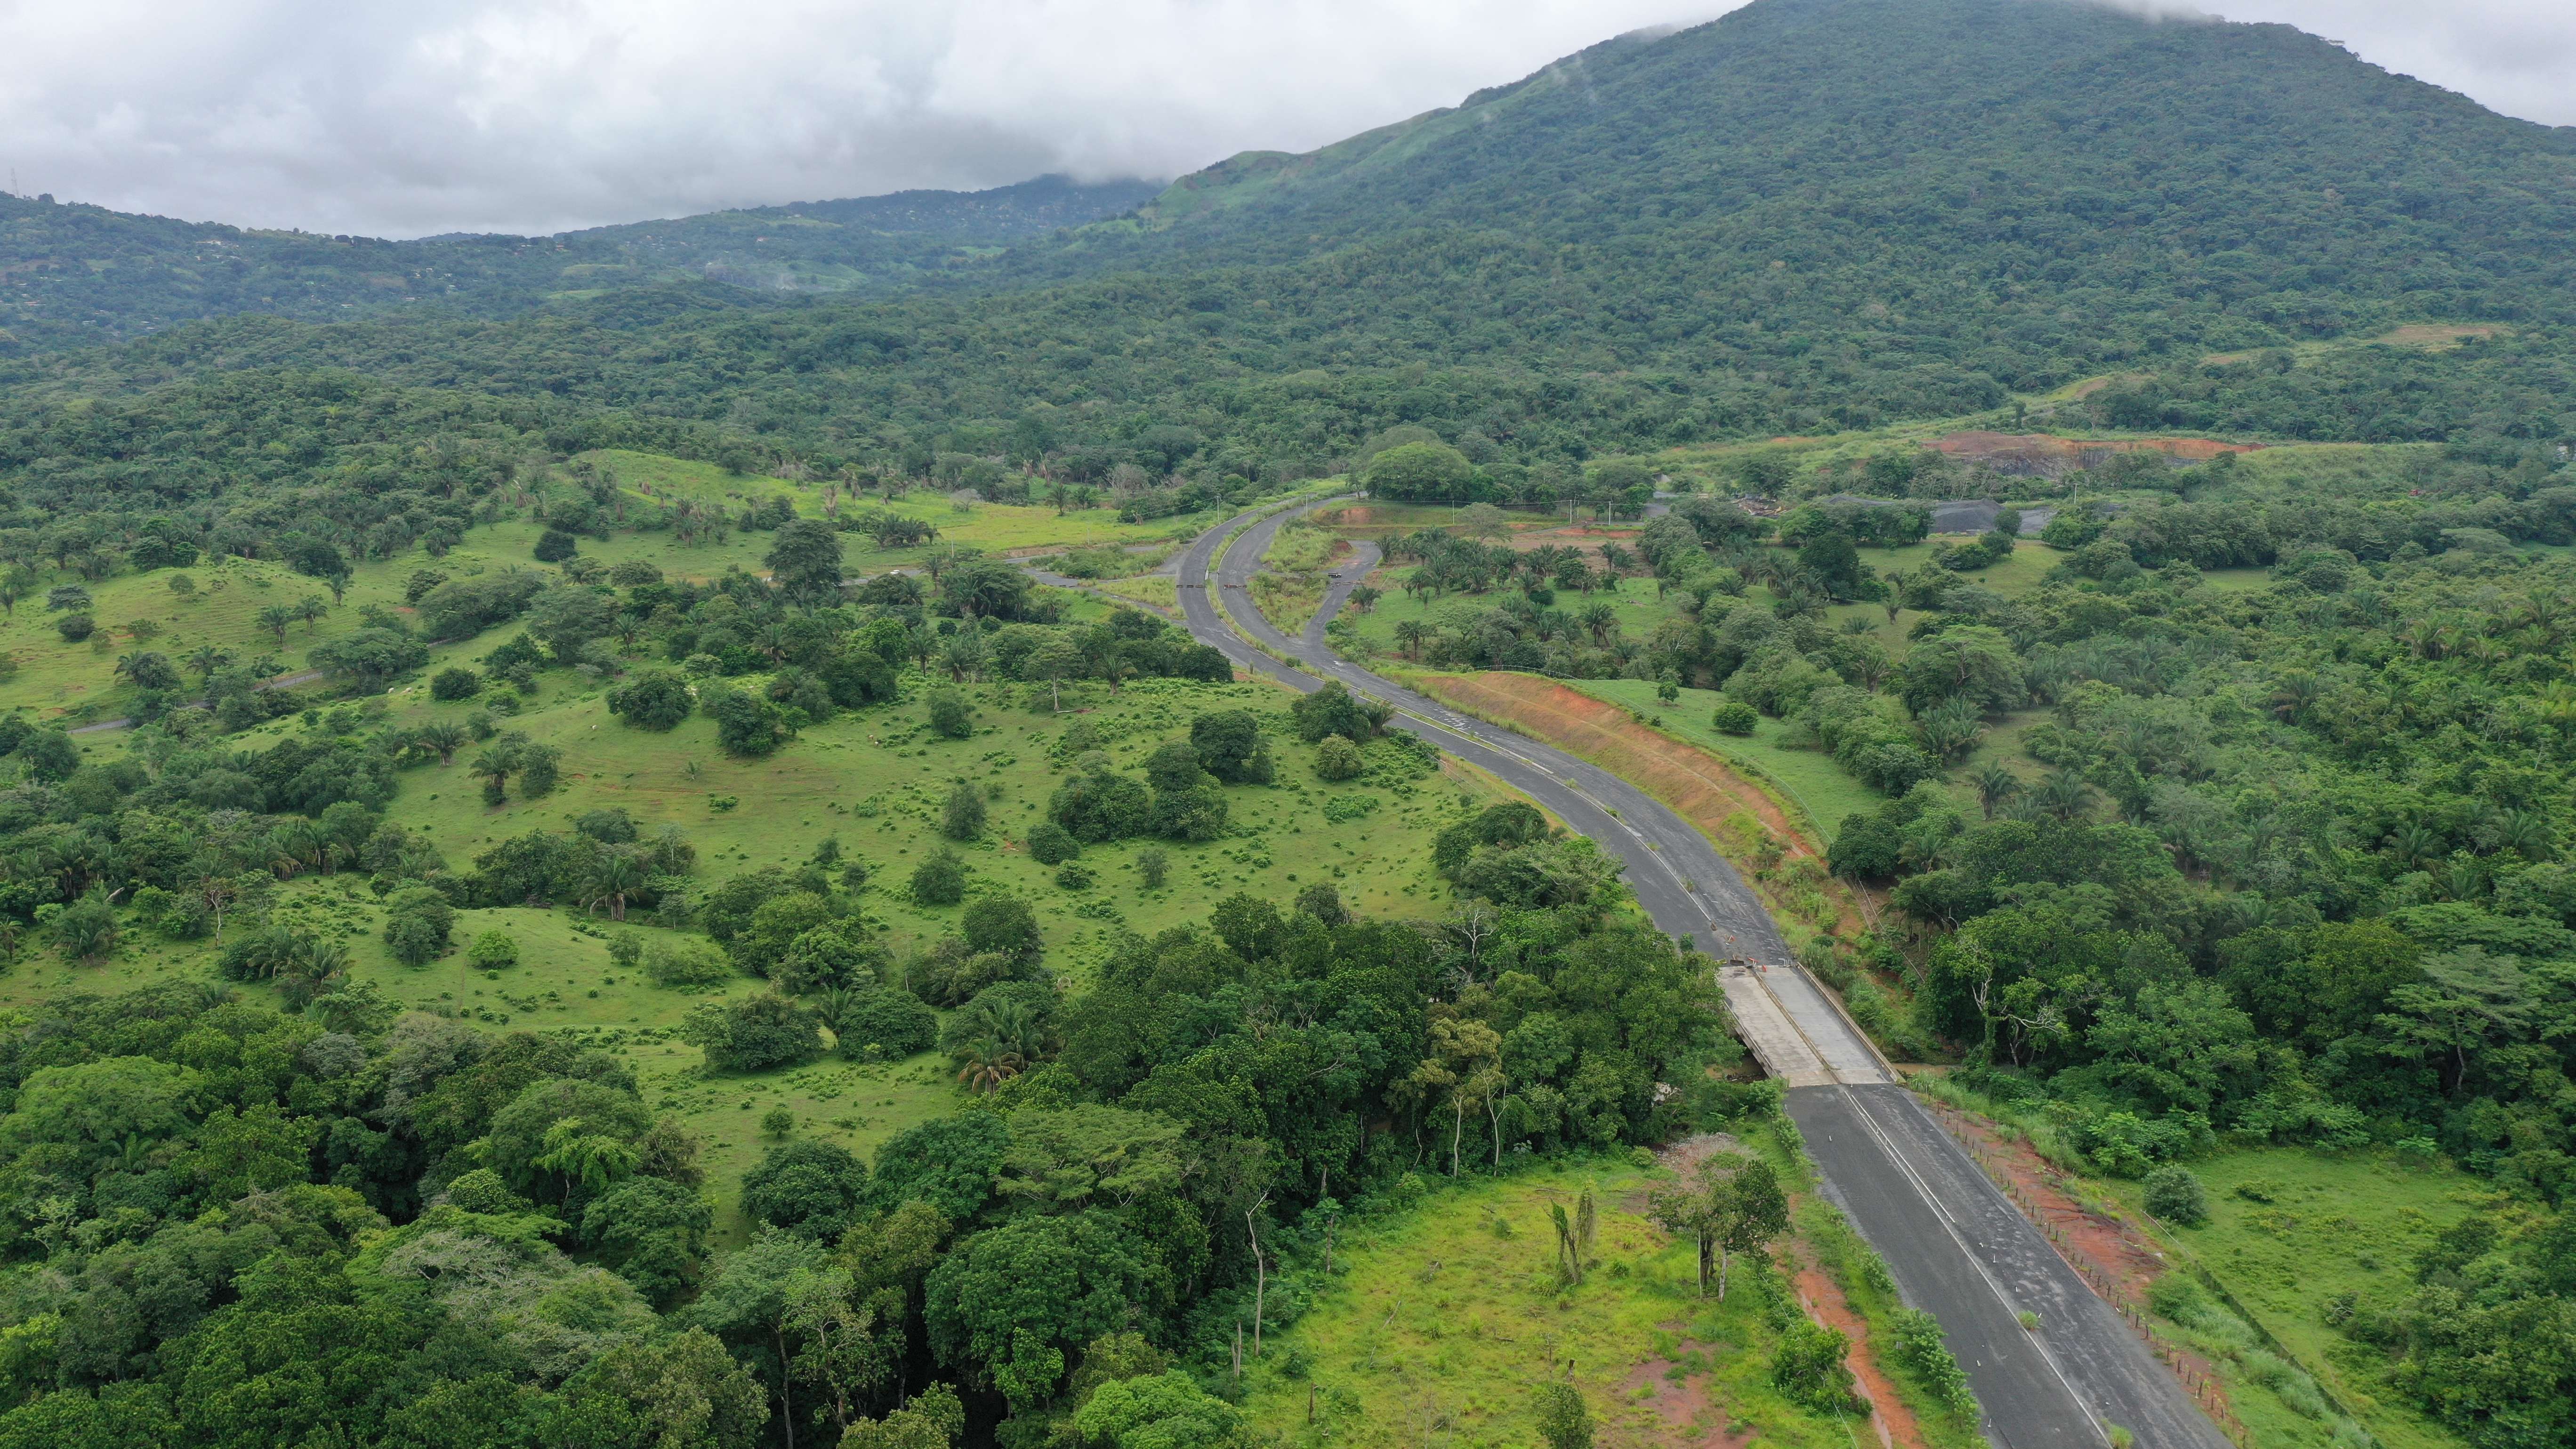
[1158,496,2227,1449]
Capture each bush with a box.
[926,687,973,739]
[56,612,94,642]
[534,529,579,562]
[1532,1383,1592,1449]
[942,779,987,840]
[684,993,826,1073]
[2141,1165,2209,1226]
[467,930,520,970]
[430,667,482,700]
[1137,849,1169,889]
[644,935,735,987]
[382,886,457,965]
[1313,734,1365,781]
[1026,821,1080,865]
[1710,700,1760,735]
[910,846,968,906]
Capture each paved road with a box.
[1173,498,2227,1449]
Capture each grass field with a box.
[2100,1147,2479,1449]
[1557,680,1884,840]
[580,449,1227,571]
[1240,1134,1978,1449]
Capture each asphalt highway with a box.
[1164,497,2228,1449]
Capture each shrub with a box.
[56,612,94,642]
[761,1106,796,1139]
[1533,1383,1593,1449]
[534,529,579,562]
[2141,1165,2209,1226]
[430,667,482,700]
[702,684,789,757]
[926,687,973,739]
[684,993,826,1073]
[1136,849,1168,888]
[382,886,457,965]
[910,846,968,906]
[1711,700,1760,735]
[645,935,735,987]
[942,778,987,840]
[575,808,638,844]
[1026,821,1080,865]
[467,930,520,970]
[1055,863,1095,890]
[1313,733,1365,781]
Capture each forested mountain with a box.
[7,0,2572,506]
[0,174,1159,354]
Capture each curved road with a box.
[1163,497,2225,1449]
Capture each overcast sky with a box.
[3,0,2569,239]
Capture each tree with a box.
[704,684,791,757]
[1074,1372,1241,1449]
[840,1384,962,1449]
[1647,1153,1787,1300]
[584,1176,716,1309]
[586,851,644,921]
[535,529,579,562]
[1365,442,1474,504]
[1896,625,2027,716]
[1022,638,1086,711]
[685,994,827,1073]
[468,930,520,970]
[257,604,297,645]
[608,670,695,730]
[1289,681,1385,743]
[742,1141,872,1241]
[2087,978,2258,1115]
[113,651,181,692]
[765,519,846,606]
[1313,734,1364,781]
[924,1211,1165,1415]
[910,846,968,907]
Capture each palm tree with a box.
[257,604,296,646]
[469,749,515,805]
[1394,619,1431,659]
[953,1034,1028,1095]
[416,722,467,764]
[185,644,232,688]
[295,595,329,632]
[1971,762,2021,819]
[585,852,642,922]
[2034,769,2095,822]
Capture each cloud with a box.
[0,0,2566,238]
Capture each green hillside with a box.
[0,174,1158,354]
